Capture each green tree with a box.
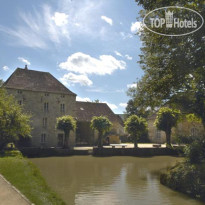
[56,115,76,148]
[90,116,112,147]
[154,107,181,147]
[124,115,148,148]
[0,88,31,150]
[128,0,205,125]
[0,79,3,87]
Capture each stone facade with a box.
[147,114,205,143]
[4,67,124,147]
[6,88,76,147]
[75,101,125,145]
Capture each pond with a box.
[31,156,204,205]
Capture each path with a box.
[74,143,168,150]
[0,174,31,205]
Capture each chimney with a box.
[25,65,28,70]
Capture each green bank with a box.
[0,151,65,205]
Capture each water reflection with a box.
[31,156,204,205]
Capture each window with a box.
[44,102,49,112]
[191,128,199,137]
[18,100,22,105]
[45,93,49,96]
[41,134,46,143]
[17,90,22,94]
[60,104,65,113]
[155,129,161,139]
[43,118,47,128]
[61,94,65,98]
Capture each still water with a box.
[31,156,204,205]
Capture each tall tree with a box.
[124,115,148,148]
[56,115,76,148]
[129,0,205,125]
[0,88,31,150]
[90,116,112,147]
[0,79,3,87]
[154,107,181,146]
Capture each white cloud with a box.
[60,73,93,86]
[101,16,113,26]
[51,12,68,26]
[114,51,123,57]
[127,83,137,89]
[119,103,127,108]
[18,57,31,66]
[59,52,126,75]
[0,1,117,49]
[130,21,142,33]
[125,54,132,60]
[76,96,91,102]
[120,32,133,40]
[102,101,118,110]
[2,66,9,71]
[0,5,71,48]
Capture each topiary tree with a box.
[56,115,76,148]
[90,116,112,147]
[124,115,148,148]
[154,107,181,147]
[0,88,31,150]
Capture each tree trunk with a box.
[165,129,171,147]
[134,136,138,148]
[98,132,103,147]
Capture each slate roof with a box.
[3,68,76,95]
[75,101,124,125]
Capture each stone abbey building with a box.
[4,67,124,147]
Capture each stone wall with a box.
[148,116,205,143]
[6,88,76,148]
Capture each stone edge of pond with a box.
[19,147,182,157]
[92,147,180,157]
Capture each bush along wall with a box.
[160,137,205,202]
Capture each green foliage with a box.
[185,142,202,164]
[129,0,205,126]
[90,116,112,147]
[125,99,151,118]
[160,162,205,201]
[184,137,205,164]
[155,107,181,132]
[155,107,181,146]
[185,113,202,123]
[0,79,3,87]
[0,88,31,150]
[56,115,76,148]
[174,135,195,145]
[124,115,148,148]
[0,156,65,204]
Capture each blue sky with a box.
[0,0,143,114]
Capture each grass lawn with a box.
[0,151,65,205]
